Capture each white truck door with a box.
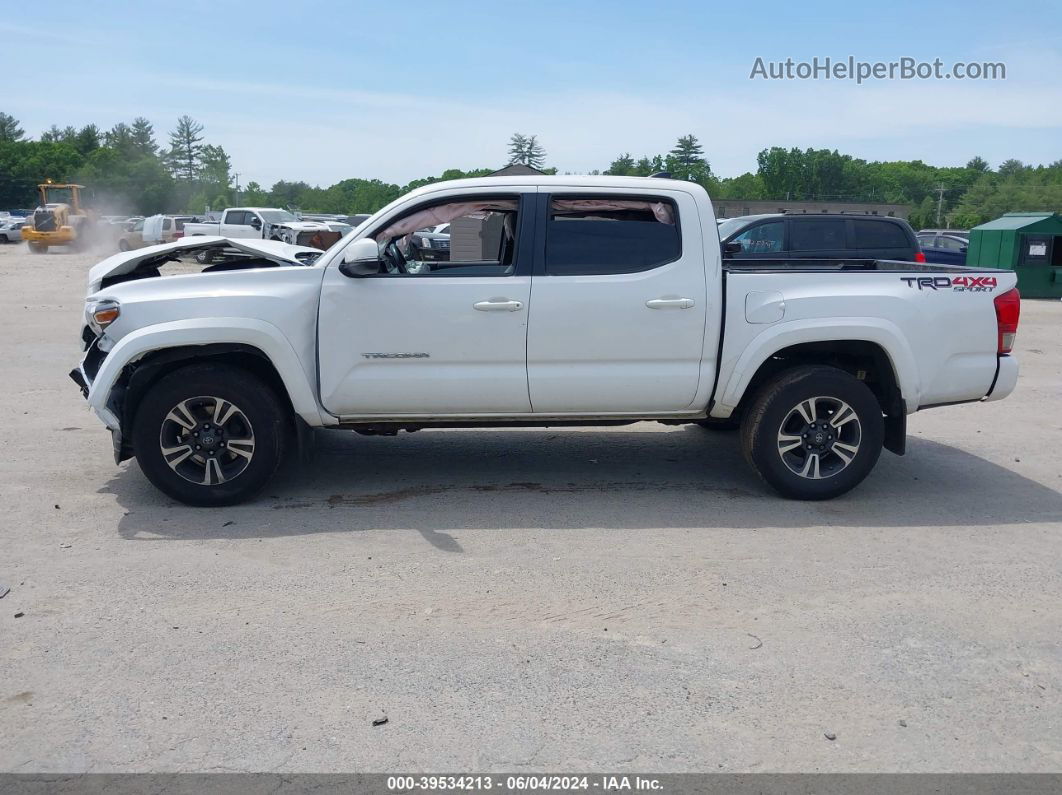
[221,210,256,238]
[527,188,710,413]
[317,192,535,416]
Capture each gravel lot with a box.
[1,241,1060,773]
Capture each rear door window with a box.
[790,219,846,251]
[225,211,247,225]
[544,198,679,275]
[850,220,910,249]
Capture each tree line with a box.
[0,111,233,215]
[1,111,1058,229]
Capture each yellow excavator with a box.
[21,182,98,253]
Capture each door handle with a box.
[646,297,695,309]
[474,299,524,312]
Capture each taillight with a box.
[993,288,1020,355]
[914,250,926,263]
[173,231,184,239]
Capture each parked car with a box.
[183,208,336,247]
[917,228,969,239]
[71,176,1019,506]
[917,232,970,265]
[719,213,924,264]
[118,215,198,251]
[0,217,26,242]
[409,223,451,263]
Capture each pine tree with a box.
[524,135,546,169]
[606,153,636,175]
[668,134,706,179]
[507,133,528,165]
[507,133,546,168]
[40,125,78,144]
[0,112,24,142]
[130,117,158,156]
[74,124,101,155]
[166,115,205,181]
[105,123,134,154]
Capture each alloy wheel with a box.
[776,396,861,480]
[159,396,255,485]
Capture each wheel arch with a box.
[87,319,327,460]
[735,339,902,412]
[714,321,918,417]
[713,327,916,456]
[100,344,304,463]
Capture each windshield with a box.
[716,218,750,240]
[259,210,298,223]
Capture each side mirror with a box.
[960,245,968,254]
[723,240,743,255]
[339,237,382,277]
[250,217,262,230]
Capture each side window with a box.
[162,218,172,231]
[370,198,520,276]
[851,220,910,249]
[545,197,679,275]
[132,220,144,232]
[937,236,966,252]
[917,235,936,248]
[225,211,247,225]
[729,221,784,256]
[790,219,846,251]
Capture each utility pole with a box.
[233,172,241,206]
[935,184,946,226]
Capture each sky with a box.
[2,0,1060,188]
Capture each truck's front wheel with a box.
[740,366,883,500]
[131,365,288,506]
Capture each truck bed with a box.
[713,261,1018,418]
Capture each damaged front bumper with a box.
[71,329,126,464]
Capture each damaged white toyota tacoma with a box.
[71,177,1021,506]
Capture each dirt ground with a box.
[0,240,1060,773]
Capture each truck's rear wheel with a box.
[131,365,287,506]
[740,366,883,500]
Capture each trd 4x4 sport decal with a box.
[901,275,998,292]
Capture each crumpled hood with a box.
[87,236,318,295]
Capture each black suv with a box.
[718,213,923,264]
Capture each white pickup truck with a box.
[182,207,339,252]
[71,176,1021,506]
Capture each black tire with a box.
[740,365,884,500]
[118,238,130,252]
[131,364,288,506]
[695,417,740,431]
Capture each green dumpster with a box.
[967,212,1062,299]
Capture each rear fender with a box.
[712,318,919,418]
